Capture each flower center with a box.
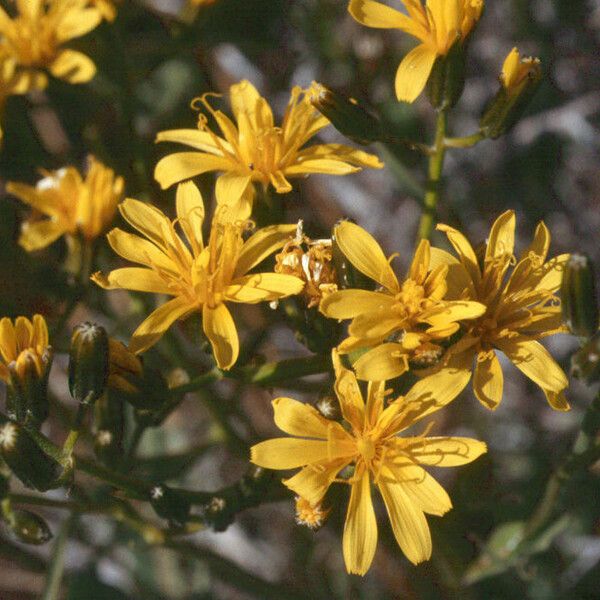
[394,279,426,318]
[357,437,376,461]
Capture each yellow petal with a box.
[348,310,401,340]
[391,468,452,516]
[14,317,33,349]
[283,460,348,506]
[55,8,102,42]
[473,351,504,410]
[486,210,516,261]
[409,239,430,283]
[19,220,66,252]
[155,129,228,154]
[234,224,296,276]
[284,159,359,176]
[354,343,409,381]
[250,438,332,470]
[436,223,481,286]
[154,152,232,189]
[334,221,399,292]
[429,247,477,299]
[272,397,332,439]
[7,182,58,217]
[215,173,253,212]
[378,478,431,565]
[543,390,571,412]
[319,289,395,320]
[349,0,420,35]
[295,144,383,169]
[0,317,17,362]
[225,273,304,303]
[230,79,273,131]
[523,220,550,262]
[332,350,365,432]
[425,300,486,325]
[32,315,48,349]
[495,338,568,393]
[129,296,192,354]
[49,50,96,84]
[91,268,173,294]
[118,198,171,249]
[106,228,176,272]
[202,303,239,370]
[394,44,437,103]
[535,253,570,293]
[343,473,378,576]
[176,181,205,254]
[402,436,487,466]
[269,170,293,193]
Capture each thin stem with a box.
[523,394,600,538]
[41,515,73,600]
[444,131,485,149]
[61,402,90,458]
[417,109,448,241]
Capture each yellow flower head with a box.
[154,80,383,218]
[0,0,102,88]
[251,351,486,575]
[435,210,570,410]
[0,314,50,384]
[92,183,305,368]
[500,47,541,94]
[319,221,486,381]
[275,221,338,308]
[349,0,484,102]
[8,156,124,252]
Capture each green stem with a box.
[61,403,89,458]
[417,109,448,241]
[444,131,485,149]
[41,515,73,600]
[523,394,600,538]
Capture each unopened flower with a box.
[500,47,541,95]
[92,182,305,369]
[0,0,103,88]
[320,221,486,380]
[8,156,124,252]
[435,210,570,410]
[155,80,383,218]
[275,221,338,308]
[348,0,483,102]
[251,351,486,575]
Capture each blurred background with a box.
[1,0,599,598]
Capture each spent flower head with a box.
[155,79,383,218]
[251,351,486,575]
[349,0,483,102]
[8,156,124,252]
[92,182,305,369]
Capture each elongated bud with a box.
[93,391,125,466]
[571,331,600,384]
[480,48,542,139]
[561,254,599,339]
[0,418,63,491]
[149,484,191,528]
[69,322,109,404]
[308,83,382,145]
[426,40,467,110]
[4,508,53,545]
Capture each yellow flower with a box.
[154,80,383,218]
[0,314,50,384]
[90,0,117,21]
[319,221,486,381]
[434,210,570,410]
[251,351,486,575]
[500,47,541,94]
[92,183,305,368]
[8,156,124,252]
[348,0,483,102]
[0,0,102,88]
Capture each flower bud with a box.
[69,322,110,404]
[0,315,52,428]
[0,418,63,491]
[571,331,600,385]
[426,40,467,110]
[4,508,53,545]
[308,83,382,145]
[149,484,191,528]
[480,48,542,139]
[93,391,125,466]
[561,254,599,339]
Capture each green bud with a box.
[480,48,542,139]
[93,391,125,466]
[150,484,190,527]
[308,83,382,145]
[426,40,467,110]
[69,322,109,404]
[0,418,63,491]
[4,508,53,545]
[561,254,599,339]
[571,331,600,385]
